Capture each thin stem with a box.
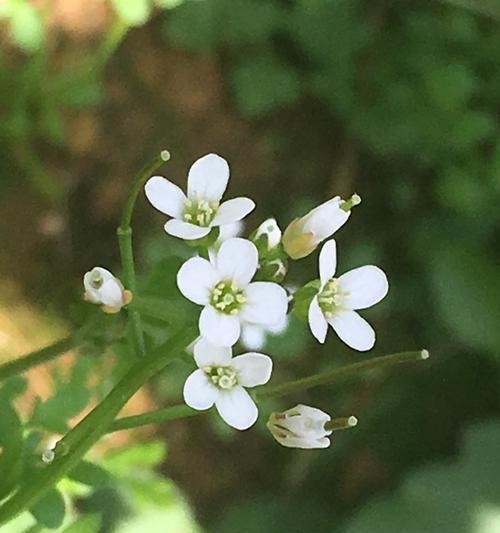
[109,404,199,433]
[0,326,196,526]
[0,336,75,381]
[257,349,429,399]
[117,150,170,358]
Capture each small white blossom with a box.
[283,196,359,259]
[145,153,255,240]
[241,315,288,350]
[267,404,332,449]
[308,240,388,351]
[177,238,288,347]
[83,267,131,314]
[183,338,272,430]
[254,218,282,249]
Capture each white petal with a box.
[338,266,389,310]
[177,257,217,305]
[303,198,350,242]
[232,353,273,387]
[308,296,328,343]
[144,176,186,218]
[99,279,124,307]
[328,310,375,351]
[187,153,229,202]
[218,220,243,242]
[279,436,331,449]
[319,239,337,284]
[212,197,255,226]
[240,282,288,326]
[164,219,211,240]
[215,386,258,430]
[183,369,218,410]
[255,218,282,249]
[193,337,232,367]
[199,305,241,347]
[241,324,266,350]
[216,238,258,286]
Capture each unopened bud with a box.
[83,267,132,314]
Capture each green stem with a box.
[0,327,195,526]
[117,150,170,358]
[0,337,75,381]
[109,404,199,433]
[257,349,429,399]
[325,416,358,432]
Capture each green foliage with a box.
[341,420,500,533]
[111,0,152,26]
[29,488,66,529]
[62,514,102,533]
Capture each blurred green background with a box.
[1,0,500,531]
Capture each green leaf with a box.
[62,514,102,533]
[69,460,114,488]
[0,397,23,499]
[102,442,167,474]
[29,488,66,529]
[431,246,500,354]
[111,0,151,26]
[10,2,44,51]
[232,56,300,117]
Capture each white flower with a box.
[177,237,288,347]
[308,240,388,351]
[241,315,288,350]
[145,153,255,240]
[254,218,282,249]
[83,267,131,314]
[183,338,272,430]
[283,196,359,259]
[267,404,332,449]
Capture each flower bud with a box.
[83,267,132,314]
[283,196,359,260]
[267,404,332,449]
[254,218,282,250]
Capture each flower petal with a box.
[212,197,255,226]
[338,265,389,310]
[199,305,241,347]
[303,197,350,242]
[240,324,266,350]
[279,436,331,449]
[183,369,218,410]
[215,386,258,430]
[144,176,186,218]
[240,282,288,326]
[308,296,328,343]
[216,238,258,286]
[164,219,211,240]
[193,337,232,367]
[187,153,229,202]
[319,239,337,284]
[232,353,272,387]
[99,279,124,308]
[328,310,375,351]
[177,257,218,305]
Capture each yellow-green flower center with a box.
[183,198,218,227]
[317,278,341,318]
[204,365,238,390]
[90,270,104,289]
[210,280,246,315]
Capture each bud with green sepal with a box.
[250,218,289,283]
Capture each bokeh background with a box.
[1,0,500,531]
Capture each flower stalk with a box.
[0,326,195,526]
[117,150,171,357]
[257,349,429,399]
[109,404,199,432]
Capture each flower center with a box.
[182,198,218,227]
[209,280,246,315]
[317,278,341,318]
[89,270,104,289]
[204,365,238,390]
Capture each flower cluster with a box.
[83,153,389,447]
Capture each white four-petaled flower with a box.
[83,267,131,314]
[267,404,332,449]
[177,237,288,347]
[308,240,388,351]
[283,197,356,259]
[183,338,272,430]
[145,153,255,240]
